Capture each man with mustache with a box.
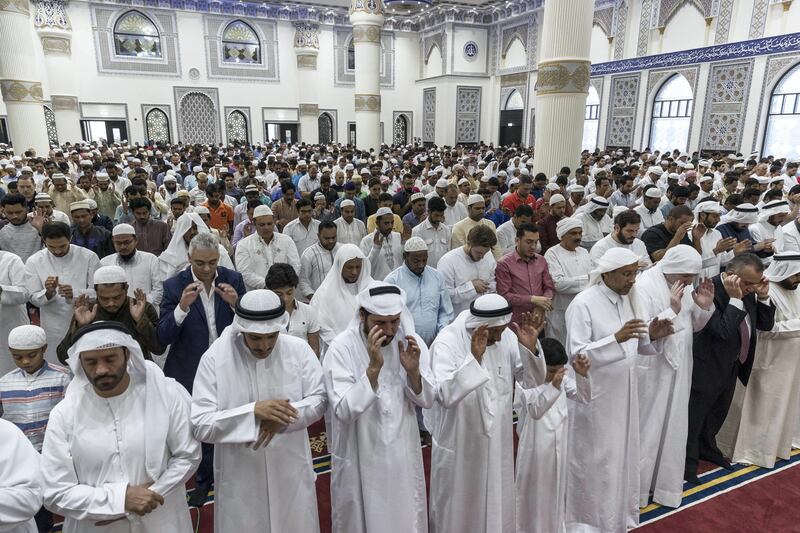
[590,210,652,269]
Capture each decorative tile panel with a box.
[225,106,250,144]
[44,105,58,145]
[174,87,221,144]
[455,86,481,145]
[714,0,734,44]
[594,5,614,36]
[423,88,436,144]
[748,0,769,40]
[142,104,171,143]
[392,112,412,146]
[613,0,628,60]
[637,0,653,56]
[699,59,754,152]
[496,15,537,75]
[605,73,640,149]
[333,27,394,88]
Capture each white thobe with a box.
[564,282,657,533]
[41,377,200,533]
[100,251,163,306]
[749,221,778,265]
[425,324,557,533]
[191,332,326,532]
[283,218,320,259]
[0,251,30,376]
[589,235,651,268]
[635,271,712,508]
[437,247,497,316]
[299,242,341,300]
[543,245,591,345]
[0,419,42,533]
[732,282,800,468]
[444,201,468,227]
[360,231,403,281]
[691,227,733,278]
[323,325,435,533]
[775,221,800,253]
[496,220,517,255]
[25,246,99,364]
[235,232,301,290]
[579,212,612,250]
[334,217,367,246]
[411,218,451,268]
[516,374,591,533]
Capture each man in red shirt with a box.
[501,175,537,217]
[203,183,233,233]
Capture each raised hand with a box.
[179,282,202,312]
[614,319,648,343]
[44,276,59,300]
[129,288,147,322]
[691,222,706,244]
[550,366,567,390]
[373,231,384,247]
[398,336,421,375]
[124,484,164,516]
[733,239,752,256]
[713,237,737,254]
[510,311,545,354]
[692,278,714,310]
[366,325,386,390]
[214,282,239,307]
[648,317,675,340]
[675,221,693,239]
[471,324,489,363]
[722,273,743,299]
[755,275,770,300]
[57,284,74,300]
[73,294,98,327]
[572,354,591,377]
[669,281,685,314]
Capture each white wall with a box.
[661,3,706,54]
[589,24,611,65]
[451,26,489,74]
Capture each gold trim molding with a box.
[352,25,381,43]
[40,35,71,54]
[299,103,320,116]
[354,94,381,112]
[51,94,78,110]
[0,79,43,103]
[0,0,29,16]
[535,60,591,95]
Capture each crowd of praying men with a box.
[0,139,799,533]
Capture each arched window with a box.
[763,63,800,159]
[113,10,161,58]
[43,106,58,146]
[226,110,248,143]
[393,114,408,145]
[347,38,356,71]
[649,74,693,153]
[582,85,600,151]
[145,108,170,143]
[319,113,334,145]
[504,89,524,110]
[222,20,260,64]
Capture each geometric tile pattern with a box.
[606,73,640,148]
[175,87,221,144]
[700,59,754,152]
[714,0,734,44]
[613,0,628,60]
[226,110,248,143]
[144,107,170,143]
[455,86,481,145]
[748,0,769,40]
[423,88,436,144]
[637,0,653,56]
[43,105,58,146]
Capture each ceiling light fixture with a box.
[384,0,432,16]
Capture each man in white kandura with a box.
[564,248,674,532]
[40,322,200,533]
[732,252,800,468]
[0,418,43,533]
[0,249,30,376]
[323,281,436,533]
[191,290,326,532]
[426,294,558,533]
[635,245,714,509]
[235,205,301,291]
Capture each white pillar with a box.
[349,0,384,151]
[533,0,593,178]
[294,22,320,144]
[0,0,50,154]
[35,0,82,144]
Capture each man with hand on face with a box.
[642,205,704,262]
[564,248,675,532]
[40,322,201,533]
[426,295,555,533]
[56,266,162,364]
[360,207,403,281]
[191,290,326,533]
[25,222,100,365]
[590,210,653,269]
[323,282,435,533]
[686,253,775,483]
[690,200,749,278]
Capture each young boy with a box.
[515,338,591,533]
[0,324,71,532]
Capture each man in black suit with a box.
[685,253,775,483]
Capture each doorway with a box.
[498,89,524,146]
[348,122,356,146]
[81,120,129,144]
[265,122,299,144]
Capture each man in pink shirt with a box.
[495,222,555,326]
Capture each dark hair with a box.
[296,198,312,210]
[247,199,262,210]
[763,188,783,202]
[725,193,743,207]
[264,262,299,289]
[667,205,693,219]
[428,196,446,213]
[129,197,152,212]
[516,222,539,239]
[726,252,764,274]
[614,210,641,228]
[318,220,336,233]
[368,178,381,188]
[467,224,498,248]
[514,204,534,218]
[534,173,547,182]
[280,179,295,194]
[205,183,220,196]
[0,193,26,207]
[41,221,71,240]
[672,186,690,198]
[541,338,568,366]
[123,185,139,197]
[378,192,393,203]
[742,187,761,200]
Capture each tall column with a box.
[35,0,82,144]
[294,22,320,145]
[349,0,384,151]
[0,0,50,154]
[533,0,593,178]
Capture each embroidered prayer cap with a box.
[765,252,800,282]
[93,265,128,285]
[546,183,560,192]
[549,193,566,206]
[163,174,177,183]
[376,206,393,218]
[508,177,520,187]
[648,166,664,176]
[404,236,428,253]
[232,289,289,334]
[70,200,91,212]
[195,206,211,216]
[467,194,485,206]
[341,199,355,208]
[699,174,714,183]
[112,223,136,236]
[458,177,470,186]
[465,294,513,329]
[567,184,584,194]
[245,184,259,193]
[8,325,47,350]
[253,205,274,218]
[358,281,406,317]
[556,217,583,239]
[659,244,702,275]
[34,193,52,204]
[435,178,449,189]
[644,187,663,198]
[51,173,68,181]
[86,199,98,210]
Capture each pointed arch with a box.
[113,10,161,58]
[763,62,800,159]
[649,73,693,153]
[222,20,261,64]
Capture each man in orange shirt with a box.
[203,183,233,233]
[501,175,537,217]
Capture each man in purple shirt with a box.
[495,222,555,326]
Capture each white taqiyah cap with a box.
[467,194,484,206]
[644,187,664,198]
[112,223,136,236]
[93,265,128,285]
[376,206,393,217]
[8,325,47,350]
[70,200,91,212]
[549,193,566,205]
[253,205,273,218]
[340,199,355,208]
[404,236,428,252]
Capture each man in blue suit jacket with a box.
[158,232,246,506]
